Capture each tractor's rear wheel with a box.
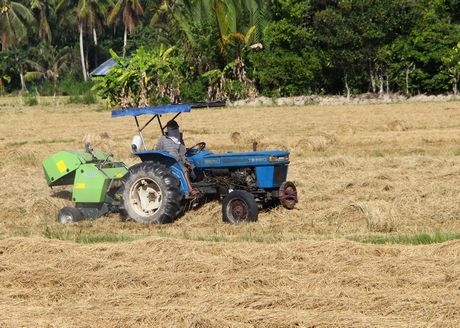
[121,162,183,223]
[222,190,258,224]
[58,206,83,224]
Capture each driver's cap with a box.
[166,120,179,129]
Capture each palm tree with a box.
[1,0,34,90]
[0,0,34,51]
[169,0,266,97]
[57,0,111,81]
[108,0,144,56]
[170,0,266,50]
[30,0,53,43]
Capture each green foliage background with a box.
[2,0,460,102]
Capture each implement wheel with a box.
[222,190,258,224]
[121,162,183,223]
[58,206,83,224]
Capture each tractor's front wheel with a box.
[222,190,258,224]
[121,162,183,223]
[279,181,298,209]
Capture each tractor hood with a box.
[190,150,290,169]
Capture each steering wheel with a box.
[186,142,206,156]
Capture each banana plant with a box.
[92,46,184,108]
[442,42,460,95]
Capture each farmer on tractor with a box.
[155,119,198,196]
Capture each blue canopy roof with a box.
[111,102,225,118]
[111,104,192,118]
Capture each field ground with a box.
[0,98,459,327]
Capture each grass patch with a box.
[368,150,385,157]
[403,148,426,155]
[348,231,460,245]
[34,138,76,144]
[67,92,97,105]
[23,94,38,106]
[75,233,135,243]
[192,234,230,242]
[167,229,310,244]
[42,225,136,243]
[6,141,28,147]
[157,230,227,242]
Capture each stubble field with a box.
[0,98,459,327]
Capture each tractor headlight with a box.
[268,155,289,162]
[131,135,142,152]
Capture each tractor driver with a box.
[156,120,198,196]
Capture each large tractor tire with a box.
[222,190,258,224]
[121,162,183,223]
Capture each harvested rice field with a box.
[0,98,459,327]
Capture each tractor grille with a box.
[274,165,288,185]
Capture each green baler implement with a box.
[72,163,127,203]
[42,147,128,222]
[43,149,113,186]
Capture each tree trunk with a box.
[123,27,128,57]
[234,55,246,82]
[344,73,351,100]
[405,62,414,96]
[79,23,88,82]
[139,72,148,107]
[385,74,389,95]
[92,28,98,46]
[20,69,26,92]
[452,69,458,96]
[93,28,98,67]
[370,69,376,93]
[405,68,409,96]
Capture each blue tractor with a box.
[43,103,298,224]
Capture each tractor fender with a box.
[132,150,190,194]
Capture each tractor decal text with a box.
[203,159,221,165]
[222,157,266,164]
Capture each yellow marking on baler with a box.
[114,172,124,178]
[74,182,86,189]
[56,160,67,173]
